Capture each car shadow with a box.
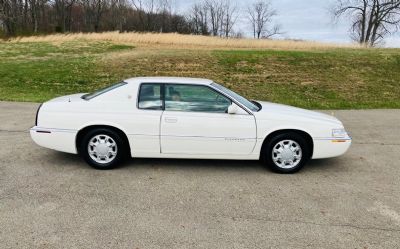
[306,157,349,173]
[50,151,346,173]
[50,151,84,165]
[124,157,265,173]
[124,156,348,173]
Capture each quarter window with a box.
[138,84,162,110]
[165,84,231,113]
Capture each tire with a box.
[262,132,311,174]
[79,128,127,170]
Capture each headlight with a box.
[332,128,347,138]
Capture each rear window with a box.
[82,82,127,100]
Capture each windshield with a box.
[211,83,260,112]
[81,82,127,100]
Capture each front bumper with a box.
[30,126,78,154]
[312,136,352,159]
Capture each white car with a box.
[30,77,351,173]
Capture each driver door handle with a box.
[165,117,178,123]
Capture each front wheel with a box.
[262,132,310,174]
[79,128,126,170]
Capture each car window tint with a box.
[138,84,162,110]
[165,84,231,113]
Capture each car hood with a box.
[46,93,86,103]
[254,101,342,126]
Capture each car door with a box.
[160,84,257,156]
[133,83,164,156]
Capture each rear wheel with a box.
[262,132,310,173]
[79,128,126,170]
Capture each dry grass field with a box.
[1,32,399,109]
[10,31,358,50]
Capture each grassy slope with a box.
[0,40,399,109]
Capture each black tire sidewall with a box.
[264,132,310,174]
[79,128,126,170]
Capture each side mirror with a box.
[227,103,238,114]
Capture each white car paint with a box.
[30,77,351,161]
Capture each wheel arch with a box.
[75,125,131,157]
[260,129,314,160]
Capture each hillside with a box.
[1,32,399,109]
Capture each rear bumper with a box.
[312,137,352,159]
[30,127,78,154]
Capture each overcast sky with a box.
[173,0,400,47]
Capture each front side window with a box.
[138,83,162,110]
[211,83,260,112]
[165,84,231,113]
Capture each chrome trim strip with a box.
[128,134,159,137]
[314,137,352,141]
[30,127,77,133]
[160,134,256,140]
[128,133,256,140]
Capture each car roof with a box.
[124,77,214,85]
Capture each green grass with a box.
[0,40,399,109]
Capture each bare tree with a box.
[81,0,108,32]
[0,0,48,35]
[29,0,38,32]
[221,0,238,37]
[205,0,224,36]
[333,0,400,46]
[0,0,15,35]
[188,2,208,35]
[0,0,211,36]
[188,0,237,37]
[53,0,76,32]
[131,0,158,31]
[247,0,280,39]
[158,0,172,32]
[108,0,128,31]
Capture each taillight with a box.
[35,104,43,126]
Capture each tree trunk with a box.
[359,0,367,44]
